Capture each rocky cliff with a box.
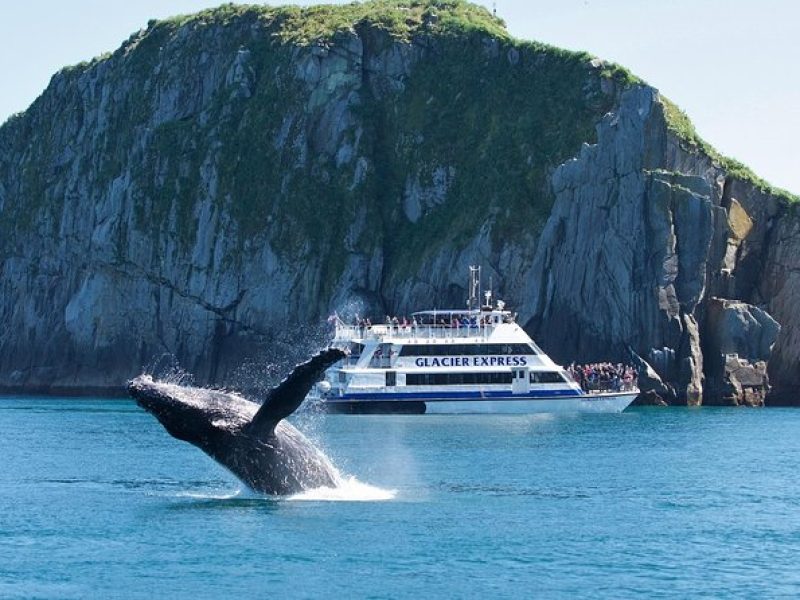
[0,1,797,403]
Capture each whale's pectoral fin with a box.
[246,348,346,436]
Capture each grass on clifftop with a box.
[275,0,509,43]
[148,0,509,44]
[660,97,798,203]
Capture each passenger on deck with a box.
[568,362,639,392]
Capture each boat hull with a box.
[321,392,638,415]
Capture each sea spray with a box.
[289,408,398,502]
[289,475,396,502]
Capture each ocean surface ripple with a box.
[1,398,799,598]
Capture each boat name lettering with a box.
[413,356,528,368]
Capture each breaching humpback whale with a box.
[128,348,346,496]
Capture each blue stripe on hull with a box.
[334,389,583,401]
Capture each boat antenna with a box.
[468,265,480,311]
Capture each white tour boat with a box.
[316,268,638,414]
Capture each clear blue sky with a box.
[1,1,798,194]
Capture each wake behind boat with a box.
[316,267,638,414]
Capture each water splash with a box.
[289,475,396,502]
[143,353,195,387]
[171,478,396,502]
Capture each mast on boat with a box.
[467,265,481,312]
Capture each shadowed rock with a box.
[703,298,780,406]
[128,348,345,495]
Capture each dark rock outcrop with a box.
[702,298,779,405]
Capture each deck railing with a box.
[335,322,497,342]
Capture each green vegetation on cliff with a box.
[149,1,509,44]
[2,0,795,296]
[275,0,510,43]
[660,96,798,203]
[378,35,615,271]
[93,0,620,285]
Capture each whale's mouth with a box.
[128,376,167,409]
[129,378,179,421]
[128,375,213,443]
[132,393,161,414]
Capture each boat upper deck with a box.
[335,322,500,343]
[333,308,546,353]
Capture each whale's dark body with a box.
[128,348,345,495]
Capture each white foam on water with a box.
[289,475,396,502]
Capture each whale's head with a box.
[128,375,257,446]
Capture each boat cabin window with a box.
[530,371,565,384]
[399,343,534,357]
[386,371,396,387]
[369,343,394,367]
[406,372,513,386]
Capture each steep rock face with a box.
[514,80,796,405]
[524,88,717,404]
[761,213,800,404]
[703,298,779,406]
[0,2,797,401]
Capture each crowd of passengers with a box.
[355,316,415,330]
[566,362,639,393]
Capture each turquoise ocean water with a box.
[1,397,799,598]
